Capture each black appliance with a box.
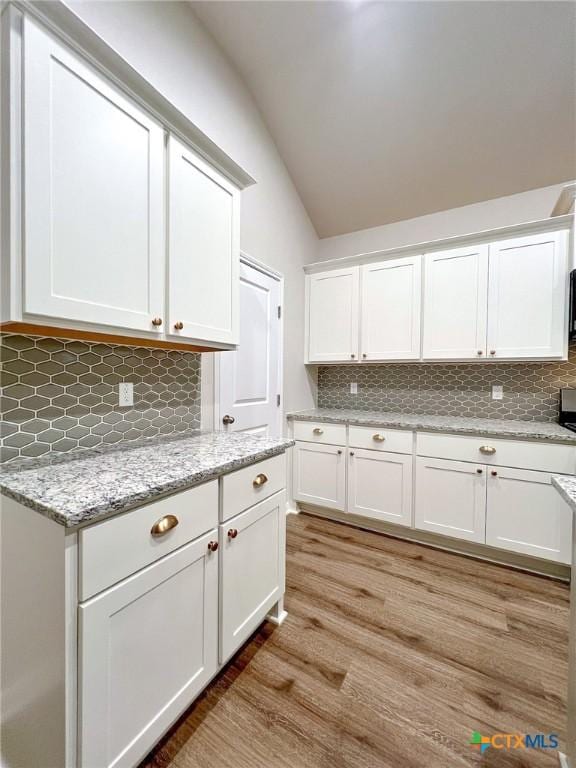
[559,388,576,433]
[570,269,576,340]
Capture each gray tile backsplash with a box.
[1,334,201,463]
[317,343,576,421]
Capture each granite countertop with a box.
[286,408,576,445]
[0,431,294,528]
[552,476,576,512]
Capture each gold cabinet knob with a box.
[227,528,238,539]
[337,449,342,455]
[174,321,184,330]
[150,514,179,536]
[207,540,219,552]
[477,349,483,355]
[479,445,496,455]
[312,427,324,435]
[489,350,496,356]
[372,434,385,442]
[350,451,355,456]
[151,317,163,327]
[253,473,268,487]
[491,470,498,476]
[362,353,367,359]
[350,353,356,359]
[476,468,483,474]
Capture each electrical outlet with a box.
[492,385,503,401]
[118,382,134,407]
[350,382,358,394]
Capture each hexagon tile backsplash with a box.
[0,334,201,463]
[317,342,576,422]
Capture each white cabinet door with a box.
[79,532,218,768]
[422,245,488,360]
[487,231,568,359]
[168,135,240,345]
[293,441,346,510]
[220,491,285,663]
[415,457,486,543]
[23,18,165,333]
[486,467,572,564]
[306,268,359,362]
[348,448,412,527]
[360,256,422,360]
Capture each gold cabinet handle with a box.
[313,427,324,435]
[476,468,483,474]
[479,445,496,455]
[491,470,498,477]
[207,540,219,552]
[150,514,179,536]
[253,473,268,487]
[372,434,385,442]
[174,321,184,330]
[151,317,163,327]
[227,528,238,539]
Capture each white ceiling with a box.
[191,1,576,238]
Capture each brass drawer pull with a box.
[312,427,324,435]
[253,473,268,487]
[150,514,179,537]
[372,434,385,442]
[227,528,238,539]
[151,317,163,327]
[174,321,184,330]
[207,540,219,552]
[479,445,496,455]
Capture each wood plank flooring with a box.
[140,513,570,768]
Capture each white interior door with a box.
[218,260,281,436]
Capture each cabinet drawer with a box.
[293,420,346,445]
[221,454,286,522]
[416,432,576,474]
[79,480,218,600]
[349,425,412,454]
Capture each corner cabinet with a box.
[304,224,570,364]
[2,12,246,350]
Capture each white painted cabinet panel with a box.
[487,232,568,359]
[168,135,240,345]
[422,245,489,359]
[219,491,285,662]
[306,268,359,362]
[486,467,572,564]
[79,532,218,768]
[360,256,422,360]
[348,449,412,526]
[23,18,165,333]
[415,457,486,543]
[293,441,346,510]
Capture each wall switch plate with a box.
[119,382,134,407]
[350,382,358,394]
[492,385,503,401]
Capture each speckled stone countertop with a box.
[286,408,576,444]
[0,431,294,528]
[552,476,576,512]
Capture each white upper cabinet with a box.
[306,267,360,362]
[422,245,488,360]
[23,18,165,333]
[361,256,422,360]
[487,231,568,359]
[168,136,240,345]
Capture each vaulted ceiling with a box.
[191,1,576,238]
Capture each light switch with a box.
[119,382,134,407]
[492,385,503,401]
[350,382,358,394]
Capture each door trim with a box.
[202,252,284,435]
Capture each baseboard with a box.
[297,504,571,581]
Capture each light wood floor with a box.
[140,513,570,768]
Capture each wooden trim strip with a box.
[0,322,219,353]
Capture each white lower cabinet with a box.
[486,467,572,564]
[347,449,412,526]
[220,491,286,663]
[414,457,486,543]
[293,441,346,510]
[79,531,219,768]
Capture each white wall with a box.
[66,0,318,417]
[317,183,567,262]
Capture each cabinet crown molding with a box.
[304,214,573,274]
